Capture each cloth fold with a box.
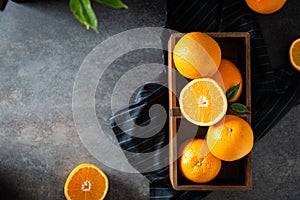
[110,0,300,199]
[163,0,294,94]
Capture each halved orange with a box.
[64,163,109,200]
[289,38,300,71]
[179,78,227,126]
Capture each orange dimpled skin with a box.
[179,139,222,183]
[206,115,254,161]
[211,59,243,103]
[246,0,286,14]
[173,32,222,79]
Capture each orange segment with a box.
[64,163,109,200]
[173,32,221,79]
[289,38,300,71]
[246,0,286,14]
[179,78,227,126]
[179,139,221,183]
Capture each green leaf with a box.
[70,0,98,32]
[226,83,241,101]
[94,0,128,9]
[230,103,250,113]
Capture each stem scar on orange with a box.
[64,163,109,200]
[179,139,222,183]
[211,58,243,103]
[245,0,287,14]
[206,115,254,162]
[173,32,221,79]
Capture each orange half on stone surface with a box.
[179,78,227,126]
[64,163,109,200]
[289,38,300,72]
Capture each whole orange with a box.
[173,32,221,79]
[211,58,243,103]
[246,0,286,14]
[206,115,254,162]
[179,139,222,183]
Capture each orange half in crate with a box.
[179,78,227,126]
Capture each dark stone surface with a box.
[0,0,299,199]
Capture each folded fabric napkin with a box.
[110,0,300,199]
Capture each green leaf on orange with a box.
[226,83,240,101]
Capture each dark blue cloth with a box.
[110,0,300,199]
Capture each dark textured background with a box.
[256,1,300,71]
[0,0,299,199]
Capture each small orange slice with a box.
[64,163,109,200]
[289,38,300,71]
[179,78,227,126]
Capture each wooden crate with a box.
[168,32,252,190]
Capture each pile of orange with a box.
[179,115,253,183]
[174,32,254,183]
[175,32,243,127]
